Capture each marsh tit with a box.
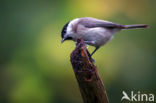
[61,17,149,57]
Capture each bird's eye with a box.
[66,37,72,40]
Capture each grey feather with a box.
[79,17,124,29]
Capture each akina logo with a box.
[121,91,155,102]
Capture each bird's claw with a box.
[89,56,95,63]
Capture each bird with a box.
[61,17,149,58]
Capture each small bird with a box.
[61,17,149,57]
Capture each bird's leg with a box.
[90,47,99,63]
[90,47,99,57]
[84,40,99,63]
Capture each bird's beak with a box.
[61,38,65,43]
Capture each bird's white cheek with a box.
[67,25,73,34]
[67,18,79,35]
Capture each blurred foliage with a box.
[0,0,156,103]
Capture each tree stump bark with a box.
[70,38,109,103]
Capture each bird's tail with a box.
[122,24,149,29]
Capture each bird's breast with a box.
[82,28,113,46]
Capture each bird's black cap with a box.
[61,22,70,38]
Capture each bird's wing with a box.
[80,17,124,29]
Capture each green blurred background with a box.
[0,0,156,103]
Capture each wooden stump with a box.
[70,39,109,103]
